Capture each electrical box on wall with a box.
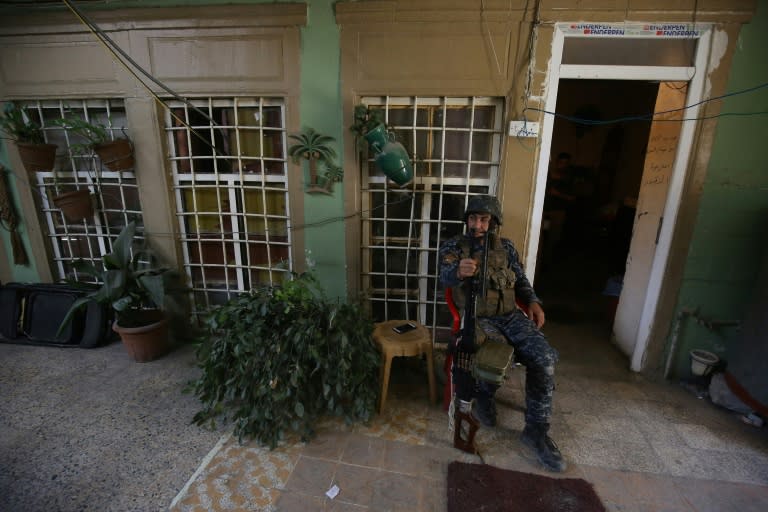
[508,120,539,138]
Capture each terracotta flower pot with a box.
[52,188,93,222]
[93,139,134,172]
[113,313,170,363]
[16,142,57,172]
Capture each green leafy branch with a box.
[189,271,380,448]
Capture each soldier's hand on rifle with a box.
[457,258,478,280]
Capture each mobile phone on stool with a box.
[393,322,417,334]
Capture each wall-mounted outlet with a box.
[508,120,540,138]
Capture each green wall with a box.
[668,0,768,377]
[297,0,346,298]
[0,147,40,283]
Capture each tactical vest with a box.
[451,234,517,317]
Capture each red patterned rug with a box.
[447,461,606,512]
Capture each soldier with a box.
[438,194,566,472]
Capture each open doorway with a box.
[526,24,711,371]
[534,79,685,347]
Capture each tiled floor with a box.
[169,315,768,511]
[2,297,767,511]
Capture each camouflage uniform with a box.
[439,233,558,426]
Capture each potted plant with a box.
[288,127,343,194]
[0,101,58,173]
[349,104,413,187]
[53,115,134,171]
[350,104,387,152]
[51,185,94,222]
[189,270,380,448]
[57,221,183,362]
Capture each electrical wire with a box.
[3,5,421,238]
[512,0,541,152]
[38,1,768,134]
[522,80,768,127]
[44,0,768,233]
[60,0,222,156]
[57,0,425,238]
[57,0,396,236]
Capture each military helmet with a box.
[464,194,502,226]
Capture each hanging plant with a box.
[52,115,134,171]
[0,102,58,173]
[349,104,386,145]
[189,271,380,448]
[288,127,343,194]
[349,104,413,187]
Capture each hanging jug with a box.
[374,140,413,187]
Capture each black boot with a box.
[520,423,566,472]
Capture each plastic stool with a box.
[373,320,436,414]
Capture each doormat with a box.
[447,461,606,512]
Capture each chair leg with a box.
[443,353,454,411]
[379,352,392,415]
[425,346,436,405]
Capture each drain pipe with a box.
[663,307,740,379]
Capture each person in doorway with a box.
[542,152,576,266]
[438,195,566,472]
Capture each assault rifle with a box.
[457,228,489,352]
[452,228,490,455]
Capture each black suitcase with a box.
[22,285,86,345]
[0,285,22,340]
[0,282,111,348]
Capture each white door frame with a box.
[527,23,712,372]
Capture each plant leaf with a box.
[55,296,94,336]
[138,273,165,309]
[105,221,136,269]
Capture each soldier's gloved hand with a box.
[457,258,478,280]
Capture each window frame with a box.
[163,96,294,315]
[358,96,505,344]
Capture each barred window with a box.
[21,99,142,282]
[164,97,292,316]
[359,96,504,344]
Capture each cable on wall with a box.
[523,80,768,127]
[60,0,222,156]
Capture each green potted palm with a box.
[53,115,134,171]
[350,104,387,152]
[58,221,184,362]
[0,101,58,173]
[190,270,380,448]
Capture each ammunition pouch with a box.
[472,340,515,385]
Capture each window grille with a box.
[359,96,504,344]
[20,99,142,282]
[164,97,292,316]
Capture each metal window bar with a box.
[359,96,503,345]
[164,97,292,319]
[19,99,143,282]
